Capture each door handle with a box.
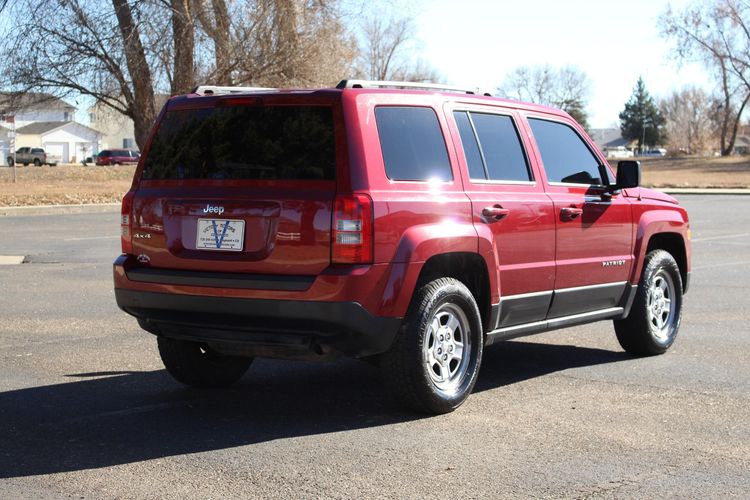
[561,207,583,220]
[482,205,510,222]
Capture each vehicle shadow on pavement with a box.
[0,340,628,478]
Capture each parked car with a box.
[604,146,634,159]
[113,81,691,414]
[640,148,668,157]
[96,149,140,166]
[6,147,56,166]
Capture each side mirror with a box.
[615,160,640,190]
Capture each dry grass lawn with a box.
[615,156,750,189]
[0,164,135,206]
[0,156,748,206]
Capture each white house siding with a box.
[89,104,136,151]
[15,133,42,148]
[41,124,101,163]
[0,127,8,166]
[15,109,73,129]
[0,141,9,166]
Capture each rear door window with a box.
[528,118,605,185]
[454,111,531,182]
[453,111,486,180]
[142,106,336,180]
[375,106,452,181]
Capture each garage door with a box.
[44,142,68,163]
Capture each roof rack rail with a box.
[192,85,277,96]
[336,79,492,96]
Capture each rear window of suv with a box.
[141,106,336,180]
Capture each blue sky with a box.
[411,0,710,128]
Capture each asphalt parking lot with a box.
[0,195,748,498]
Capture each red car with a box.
[96,149,140,166]
[114,81,691,414]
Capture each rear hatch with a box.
[128,92,343,276]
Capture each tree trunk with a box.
[211,0,231,85]
[719,61,732,156]
[725,93,750,156]
[171,0,195,95]
[112,0,156,150]
[193,0,232,85]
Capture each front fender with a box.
[630,209,689,284]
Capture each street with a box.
[1,195,748,498]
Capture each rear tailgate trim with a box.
[126,266,314,291]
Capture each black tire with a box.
[6,157,12,167]
[381,278,483,414]
[33,159,41,166]
[614,249,683,356]
[157,337,253,388]
[113,161,121,166]
[22,163,28,166]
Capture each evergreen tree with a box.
[559,98,590,131]
[619,78,666,152]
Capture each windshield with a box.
[141,105,336,181]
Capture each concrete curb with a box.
[661,188,750,195]
[0,255,25,265]
[0,189,748,217]
[0,203,120,216]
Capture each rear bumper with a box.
[115,288,401,359]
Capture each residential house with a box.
[0,92,102,165]
[89,95,169,151]
[589,128,634,158]
[15,121,102,164]
[89,101,137,151]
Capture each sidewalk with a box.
[661,188,750,195]
[0,203,120,216]
[1,189,748,217]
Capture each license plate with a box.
[196,219,245,251]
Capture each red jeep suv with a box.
[114,80,691,414]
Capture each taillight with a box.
[121,190,135,254]
[332,193,373,264]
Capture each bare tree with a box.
[112,0,157,147]
[0,0,358,149]
[0,0,159,148]
[356,15,440,82]
[499,65,592,129]
[660,87,717,154]
[194,0,232,85]
[660,0,750,155]
[169,0,196,95]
